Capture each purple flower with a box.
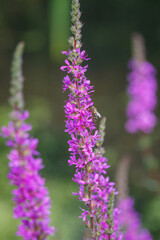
[2,111,55,240]
[118,197,152,240]
[1,43,54,239]
[61,0,121,239]
[125,59,157,134]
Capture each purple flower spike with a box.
[61,1,121,239]
[1,43,54,239]
[116,155,153,240]
[125,34,157,134]
[118,197,152,240]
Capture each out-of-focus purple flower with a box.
[125,55,157,134]
[118,197,152,240]
[1,43,54,239]
[61,1,121,239]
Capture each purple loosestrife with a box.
[125,33,157,134]
[116,156,152,240]
[118,198,152,240]
[61,1,121,239]
[1,43,54,240]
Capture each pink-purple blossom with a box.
[125,60,157,134]
[118,197,152,240]
[1,42,54,240]
[2,110,55,239]
[61,0,121,238]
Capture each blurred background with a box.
[0,0,160,239]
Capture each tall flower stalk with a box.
[125,33,157,134]
[118,197,152,240]
[61,1,120,239]
[116,156,152,240]
[125,33,159,187]
[1,43,54,240]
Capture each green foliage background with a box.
[0,0,160,239]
